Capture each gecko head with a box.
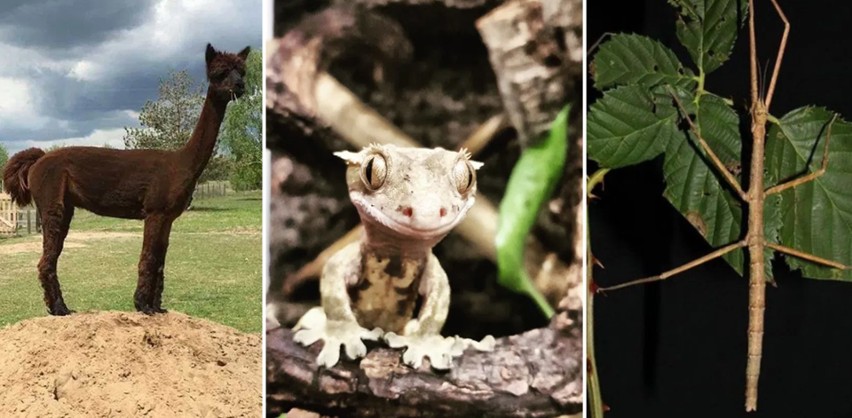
[335,144,483,241]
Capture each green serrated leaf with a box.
[495,106,570,317]
[589,85,781,279]
[587,85,680,168]
[662,91,741,273]
[765,107,852,281]
[664,89,780,279]
[593,34,697,90]
[671,0,743,74]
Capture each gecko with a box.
[293,144,495,369]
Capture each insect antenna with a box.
[758,58,771,101]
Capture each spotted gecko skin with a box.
[293,144,494,369]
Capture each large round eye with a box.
[360,153,387,190]
[452,160,475,194]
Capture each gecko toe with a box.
[475,335,496,351]
[402,349,422,368]
[344,339,368,360]
[293,329,322,346]
[431,353,452,370]
[383,332,405,348]
[457,334,496,352]
[360,327,383,341]
[317,343,342,368]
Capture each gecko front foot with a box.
[384,332,462,369]
[455,335,497,352]
[384,332,496,369]
[293,307,382,367]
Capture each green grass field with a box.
[0,191,262,332]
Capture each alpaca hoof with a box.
[137,305,156,315]
[49,305,73,316]
[137,305,167,315]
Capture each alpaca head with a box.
[205,43,250,102]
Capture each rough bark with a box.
[476,0,581,146]
[267,315,582,417]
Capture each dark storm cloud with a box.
[0,0,156,50]
[0,0,261,154]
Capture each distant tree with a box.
[124,70,204,150]
[0,142,8,174]
[219,49,262,191]
[124,70,228,181]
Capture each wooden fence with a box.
[0,192,17,236]
[0,181,230,237]
[192,181,229,200]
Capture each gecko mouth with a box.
[350,195,473,239]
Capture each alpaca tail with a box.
[2,148,46,206]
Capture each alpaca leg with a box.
[135,215,172,314]
[152,221,173,313]
[38,204,74,316]
[152,270,166,313]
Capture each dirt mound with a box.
[0,311,261,417]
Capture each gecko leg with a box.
[293,243,382,367]
[294,307,382,367]
[765,114,837,195]
[383,254,495,369]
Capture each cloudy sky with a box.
[0,0,261,154]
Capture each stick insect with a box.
[596,0,847,411]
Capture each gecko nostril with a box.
[402,207,413,217]
[439,208,447,217]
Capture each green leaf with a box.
[593,34,697,90]
[589,85,781,279]
[495,106,570,318]
[765,107,852,280]
[587,85,680,168]
[669,0,743,74]
[661,91,747,275]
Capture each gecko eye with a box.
[452,160,475,194]
[360,153,387,190]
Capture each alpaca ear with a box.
[238,46,251,60]
[206,43,217,65]
[470,160,484,170]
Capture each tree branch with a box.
[266,317,582,417]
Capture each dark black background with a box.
[589,1,852,417]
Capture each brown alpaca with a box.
[2,44,249,316]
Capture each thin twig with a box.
[597,240,747,292]
[667,86,748,201]
[765,113,837,195]
[763,0,790,110]
[765,242,847,270]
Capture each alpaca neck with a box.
[180,87,229,179]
